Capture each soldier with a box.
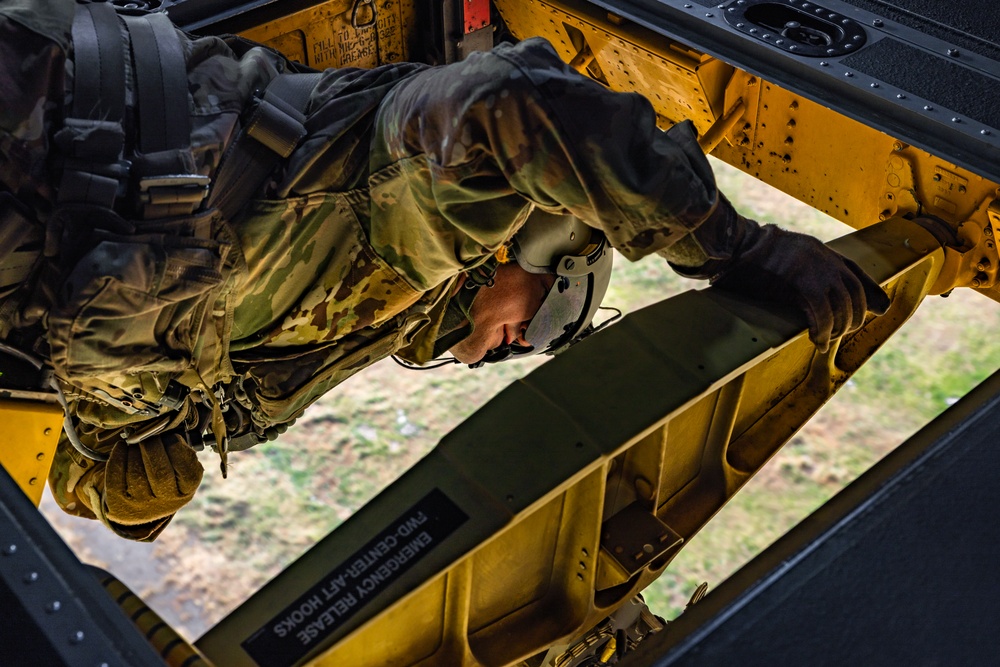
[0,0,888,540]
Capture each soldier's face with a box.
[449,263,556,364]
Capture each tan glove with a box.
[101,431,204,540]
[671,195,890,352]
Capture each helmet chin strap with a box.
[470,341,534,368]
[468,344,511,369]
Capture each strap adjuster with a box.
[137,174,211,207]
[246,96,308,159]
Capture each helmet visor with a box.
[523,275,591,353]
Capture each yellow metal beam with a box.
[198,216,944,666]
[0,398,64,506]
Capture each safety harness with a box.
[59,1,321,221]
[0,1,322,463]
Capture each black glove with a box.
[673,196,890,352]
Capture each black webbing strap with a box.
[122,11,208,218]
[56,1,126,208]
[122,12,190,155]
[209,72,322,221]
[71,2,125,124]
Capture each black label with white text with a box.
[242,489,468,667]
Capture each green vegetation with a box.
[40,159,1000,640]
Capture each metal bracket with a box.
[600,502,683,580]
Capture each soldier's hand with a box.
[711,224,890,352]
[103,432,204,530]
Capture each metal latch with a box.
[725,0,867,57]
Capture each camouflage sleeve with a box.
[0,0,73,50]
[365,36,724,291]
[0,0,72,200]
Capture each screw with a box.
[46,601,62,614]
[933,174,942,181]
[947,48,960,57]
[43,428,52,436]
[873,19,883,27]
[893,142,903,151]
[985,227,994,237]
[2,544,15,556]
[976,259,991,272]
[69,630,85,645]
[36,452,45,461]
[28,478,37,486]
[24,571,39,584]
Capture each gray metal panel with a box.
[626,365,1000,666]
[841,0,1000,61]
[0,466,167,667]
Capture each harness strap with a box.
[122,12,190,154]
[56,1,126,208]
[122,12,208,218]
[209,72,323,220]
[56,4,207,218]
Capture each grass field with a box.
[41,158,1000,641]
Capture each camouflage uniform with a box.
[1,0,724,539]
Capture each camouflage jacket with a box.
[2,0,723,538]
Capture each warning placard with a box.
[242,489,468,667]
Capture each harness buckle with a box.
[137,174,211,208]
